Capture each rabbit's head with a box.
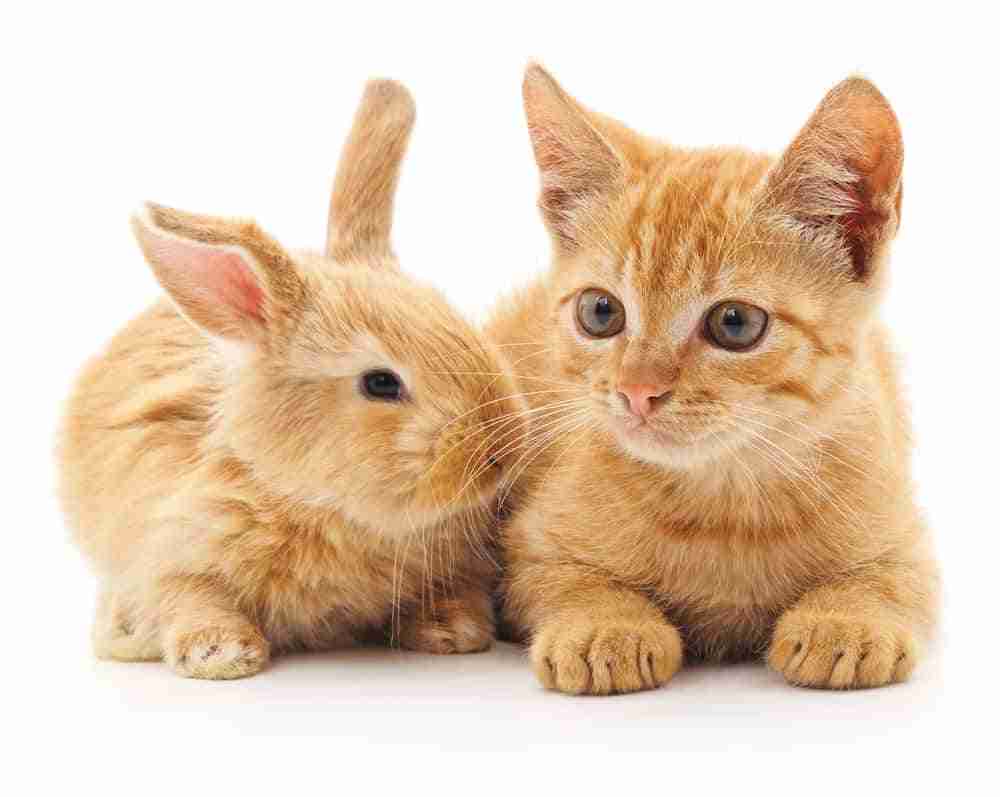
[131,81,525,534]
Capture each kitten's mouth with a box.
[607,412,723,467]
[611,415,688,448]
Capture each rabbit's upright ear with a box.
[325,79,416,269]
[131,203,306,344]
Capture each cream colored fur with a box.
[58,80,525,679]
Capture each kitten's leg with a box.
[395,583,495,654]
[507,563,683,695]
[158,575,270,680]
[767,559,937,689]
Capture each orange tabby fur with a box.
[489,66,938,694]
[58,81,524,679]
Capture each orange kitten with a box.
[58,81,523,679]
[488,65,939,694]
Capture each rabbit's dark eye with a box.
[361,369,405,401]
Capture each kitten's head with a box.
[523,65,903,469]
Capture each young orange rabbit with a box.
[58,80,524,679]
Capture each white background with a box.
[3,0,996,791]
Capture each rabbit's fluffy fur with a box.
[58,81,525,679]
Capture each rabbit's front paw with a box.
[768,610,918,689]
[167,626,270,680]
[398,598,495,654]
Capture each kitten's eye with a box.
[705,302,769,351]
[576,289,626,338]
[361,369,405,401]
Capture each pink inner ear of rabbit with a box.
[148,233,265,324]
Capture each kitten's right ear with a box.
[326,79,415,268]
[131,203,305,344]
[522,64,625,251]
[760,77,903,280]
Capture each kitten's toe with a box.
[768,610,917,689]
[531,616,682,696]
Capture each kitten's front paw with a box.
[167,626,270,680]
[531,616,682,695]
[398,598,495,654]
[768,610,918,689]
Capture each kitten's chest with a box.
[571,503,830,659]
[647,531,819,658]
[571,471,828,610]
[651,530,810,607]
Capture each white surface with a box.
[3,0,995,790]
[39,641,950,750]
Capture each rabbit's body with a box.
[59,82,520,679]
[63,299,494,667]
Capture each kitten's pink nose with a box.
[617,383,671,418]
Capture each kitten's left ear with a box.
[762,77,903,280]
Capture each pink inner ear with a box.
[152,234,265,326]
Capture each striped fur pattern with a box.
[489,66,938,694]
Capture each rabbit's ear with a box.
[325,79,415,269]
[131,203,305,343]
